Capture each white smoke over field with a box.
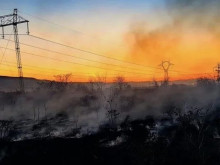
[0,77,219,140]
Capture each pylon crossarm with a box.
[0,15,28,27]
[0,14,13,19]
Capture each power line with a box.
[5,61,156,79]
[1,60,213,82]
[0,32,14,75]
[19,11,189,74]
[18,10,84,35]
[18,10,124,47]
[0,12,211,80]
[0,46,157,76]
[28,34,162,70]
[29,34,209,75]
[1,62,156,81]
[2,34,200,75]
[0,30,13,64]
[1,38,156,72]
[0,63,91,79]
[0,39,211,78]
[11,10,213,77]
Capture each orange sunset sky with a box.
[0,0,220,82]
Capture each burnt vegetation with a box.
[0,76,219,164]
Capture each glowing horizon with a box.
[0,0,219,82]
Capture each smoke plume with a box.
[125,0,220,73]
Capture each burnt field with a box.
[0,114,220,165]
[0,77,220,164]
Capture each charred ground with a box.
[0,77,219,165]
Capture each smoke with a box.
[166,0,220,30]
[125,22,180,63]
[125,0,220,70]
[0,77,219,140]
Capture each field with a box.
[0,77,219,164]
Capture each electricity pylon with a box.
[159,61,174,86]
[0,9,29,93]
[214,63,220,83]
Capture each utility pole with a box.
[0,9,29,93]
[159,61,174,86]
[214,63,220,83]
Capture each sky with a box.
[0,0,220,82]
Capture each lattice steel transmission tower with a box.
[159,61,174,86]
[0,9,29,93]
[214,63,220,83]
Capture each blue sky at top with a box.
[0,0,166,15]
